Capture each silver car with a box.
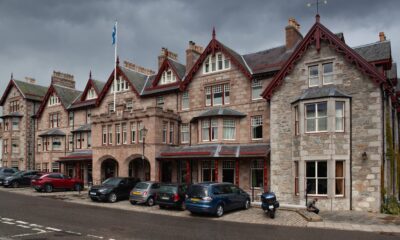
[129,181,160,206]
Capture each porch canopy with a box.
[57,150,92,163]
[190,107,247,122]
[71,123,91,133]
[157,143,270,159]
[38,128,66,137]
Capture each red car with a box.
[31,173,83,193]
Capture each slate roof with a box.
[158,143,270,159]
[292,86,351,103]
[353,41,391,62]
[168,59,186,79]
[120,66,149,94]
[69,99,97,109]
[13,79,48,102]
[58,150,92,162]
[71,123,91,133]
[92,79,106,93]
[191,108,246,121]
[387,63,397,80]
[219,42,252,73]
[0,112,24,118]
[53,84,82,108]
[38,128,66,137]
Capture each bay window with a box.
[169,123,174,144]
[211,119,218,141]
[181,124,189,143]
[108,125,113,145]
[102,126,107,145]
[335,101,345,132]
[222,160,235,183]
[202,120,210,142]
[52,137,61,150]
[162,122,167,143]
[116,124,121,145]
[131,122,136,143]
[12,118,19,130]
[305,102,327,132]
[223,119,236,140]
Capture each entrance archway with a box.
[128,158,150,181]
[101,158,119,181]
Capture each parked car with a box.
[31,173,83,192]
[0,168,19,185]
[155,183,188,210]
[89,177,140,203]
[3,170,41,188]
[185,182,251,217]
[129,181,160,206]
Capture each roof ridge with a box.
[243,44,286,56]
[13,79,48,89]
[53,84,81,92]
[352,40,390,49]
[120,65,149,76]
[167,57,185,66]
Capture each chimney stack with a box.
[285,17,303,50]
[158,47,178,69]
[24,77,36,84]
[379,32,386,42]
[51,71,75,89]
[123,60,155,76]
[186,41,203,73]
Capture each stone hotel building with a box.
[1,16,399,212]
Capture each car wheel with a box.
[244,199,251,210]
[216,204,224,217]
[12,182,19,188]
[74,184,82,191]
[130,200,137,205]
[147,197,155,206]
[108,193,117,203]
[44,184,53,193]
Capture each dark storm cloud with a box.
[0,0,399,102]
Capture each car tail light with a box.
[173,193,180,202]
[143,191,148,196]
[202,196,213,202]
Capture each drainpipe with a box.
[381,86,386,206]
[189,121,192,146]
[349,98,353,210]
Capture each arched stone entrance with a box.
[128,157,150,181]
[101,158,119,181]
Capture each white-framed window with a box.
[211,119,218,141]
[335,161,345,196]
[87,88,97,99]
[306,161,327,195]
[335,101,345,132]
[116,124,121,145]
[305,102,327,133]
[111,77,129,93]
[102,126,107,145]
[162,122,168,143]
[294,106,299,136]
[160,69,177,85]
[75,133,82,149]
[12,118,19,130]
[308,65,319,87]
[126,99,133,110]
[108,102,115,113]
[48,94,60,106]
[251,116,263,140]
[169,123,174,144]
[49,113,60,128]
[122,123,127,144]
[182,91,189,110]
[67,135,73,151]
[294,161,299,195]
[205,83,230,106]
[108,125,113,145]
[202,120,210,142]
[223,119,236,140]
[156,96,164,106]
[181,123,189,143]
[52,137,61,150]
[201,160,215,182]
[252,79,263,100]
[131,122,136,143]
[251,160,264,188]
[52,162,60,172]
[203,52,231,74]
[222,160,235,183]
[69,112,74,127]
[323,63,334,84]
[138,122,144,142]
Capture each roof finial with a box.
[316,14,320,23]
[10,72,13,80]
[212,26,216,39]
[89,70,92,79]
[116,56,120,66]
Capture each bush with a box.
[381,196,400,215]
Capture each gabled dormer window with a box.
[111,77,129,93]
[87,88,97,100]
[203,52,230,74]
[160,69,177,85]
[48,94,60,106]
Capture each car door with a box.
[221,184,235,211]
[150,183,160,197]
[229,185,243,209]
[116,179,128,199]
[21,172,31,185]
[61,174,74,189]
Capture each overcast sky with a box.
[0,0,399,101]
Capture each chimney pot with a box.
[24,77,36,84]
[186,41,204,73]
[123,60,155,76]
[158,47,178,69]
[286,18,303,50]
[379,32,386,42]
[51,71,75,89]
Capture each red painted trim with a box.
[36,85,69,118]
[262,21,389,100]
[160,151,211,157]
[219,151,235,155]
[0,80,16,106]
[180,38,251,91]
[214,159,219,182]
[186,159,191,184]
[79,78,101,102]
[264,158,268,192]
[151,59,183,88]
[96,66,141,107]
[59,155,92,160]
[235,159,239,186]
[239,151,267,156]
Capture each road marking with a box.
[1,218,14,221]
[46,227,62,232]
[17,224,31,229]
[29,223,43,228]
[16,220,29,224]
[65,230,82,235]
[87,234,104,239]
[2,221,15,225]
[11,228,48,238]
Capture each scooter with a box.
[261,192,279,219]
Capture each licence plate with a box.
[90,192,96,196]
[133,191,141,195]
[161,196,169,200]
[191,198,200,202]
[268,205,274,209]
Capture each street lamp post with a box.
[141,126,148,180]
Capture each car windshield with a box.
[135,182,149,190]
[102,178,121,186]
[188,185,208,198]
[12,172,24,177]
[159,185,177,194]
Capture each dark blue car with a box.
[185,182,250,217]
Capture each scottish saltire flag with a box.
[112,23,117,45]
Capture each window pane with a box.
[318,179,328,194]
[309,65,318,76]
[306,162,315,177]
[306,119,315,132]
[306,179,316,194]
[317,103,327,117]
[317,162,327,177]
[336,179,344,195]
[251,169,263,188]
[318,117,327,131]
[306,104,315,118]
[336,161,344,177]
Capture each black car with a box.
[155,183,188,210]
[0,168,19,185]
[89,177,140,203]
[3,170,41,188]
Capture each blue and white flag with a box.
[112,23,117,45]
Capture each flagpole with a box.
[113,21,118,112]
